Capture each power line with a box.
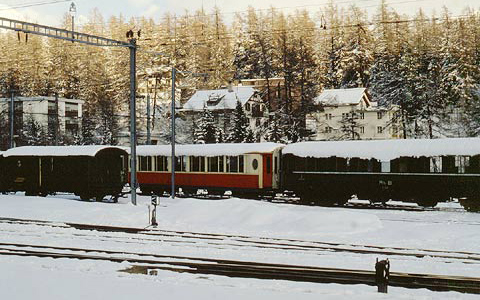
[0,0,74,11]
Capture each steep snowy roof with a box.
[3,146,127,157]
[182,86,257,111]
[283,138,480,161]
[137,143,284,157]
[313,88,369,106]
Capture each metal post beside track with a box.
[171,67,176,199]
[129,39,137,206]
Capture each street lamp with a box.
[69,2,76,41]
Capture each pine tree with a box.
[227,101,250,143]
[338,109,361,140]
[21,116,46,146]
[194,107,221,144]
[80,108,97,145]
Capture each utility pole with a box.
[171,67,176,199]
[54,93,59,145]
[9,90,14,149]
[129,38,138,205]
[146,94,151,145]
[69,2,76,42]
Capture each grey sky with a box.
[0,0,478,27]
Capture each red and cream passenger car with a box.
[135,143,284,196]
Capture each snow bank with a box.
[3,145,127,157]
[160,198,381,239]
[283,138,480,161]
[0,194,380,239]
[137,143,284,157]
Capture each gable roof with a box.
[182,86,257,111]
[313,88,369,106]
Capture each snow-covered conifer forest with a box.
[1,1,480,148]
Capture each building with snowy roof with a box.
[0,96,83,148]
[306,88,402,141]
[181,85,268,141]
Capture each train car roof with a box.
[137,143,285,157]
[283,138,480,161]
[3,145,128,157]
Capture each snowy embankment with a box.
[0,193,381,239]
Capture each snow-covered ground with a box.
[0,193,479,299]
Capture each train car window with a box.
[336,157,347,172]
[139,156,152,171]
[190,156,205,172]
[208,157,219,172]
[274,157,278,174]
[266,157,271,174]
[455,156,469,174]
[430,156,443,173]
[227,156,238,173]
[175,156,186,172]
[466,155,479,174]
[239,156,244,173]
[155,156,168,171]
[219,156,224,172]
[252,159,259,170]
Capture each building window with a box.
[65,102,79,118]
[325,126,332,133]
[325,113,332,120]
[255,118,261,126]
[377,126,384,134]
[392,126,398,135]
[155,156,168,171]
[359,112,365,120]
[245,103,251,111]
[377,111,384,119]
[360,126,365,134]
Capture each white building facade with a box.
[306,88,402,141]
[0,96,83,143]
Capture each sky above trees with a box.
[0,0,477,27]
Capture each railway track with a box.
[1,217,480,266]
[1,241,479,294]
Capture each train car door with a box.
[262,153,273,189]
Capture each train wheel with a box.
[417,198,438,208]
[459,198,480,212]
[80,194,91,201]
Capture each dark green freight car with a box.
[1,146,128,202]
